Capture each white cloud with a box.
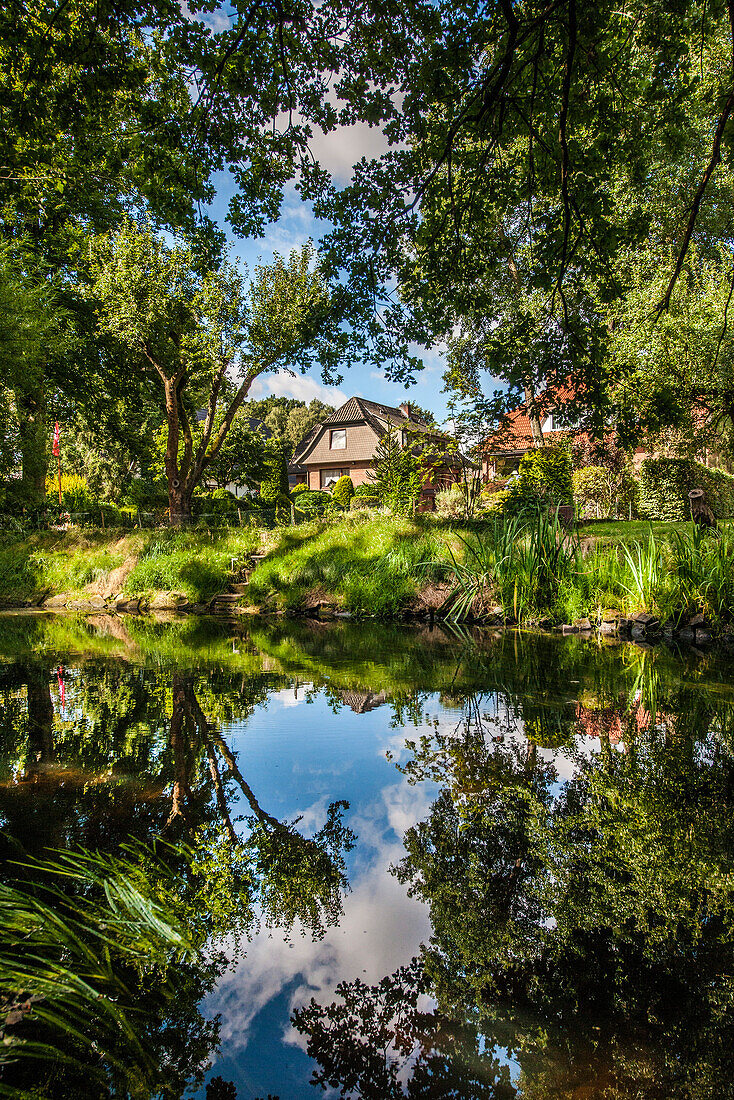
[205,779,433,1054]
[306,120,394,183]
[250,371,347,407]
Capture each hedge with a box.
[638,458,734,521]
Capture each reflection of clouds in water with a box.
[207,779,433,1054]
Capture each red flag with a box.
[52,422,60,458]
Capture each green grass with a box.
[123,528,260,601]
[0,529,130,600]
[247,513,466,617]
[0,527,260,603]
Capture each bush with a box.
[46,473,93,513]
[353,483,379,501]
[435,484,465,517]
[573,465,639,520]
[193,488,239,518]
[332,475,355,510]
[260,443,290,506]
[291,482,309,495]
[293,490,332,517]
[638,458,734,521]
[505,444,573,512]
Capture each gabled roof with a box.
[291,396,435,465]
[481,383,578,454]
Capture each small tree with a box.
[259,441,290,506]
[86,220,340,524]
[332,475,354,510]
[368,425,426,515]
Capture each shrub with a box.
[435,484,464,517]
[353,484,379,501]
[291,482,309,495]
[573,465,639,520]
[293,490,332,517]
[505,444,573,512]
[259,442,290,506]
[332,475,355,510]
[638,458,734,521]
[46,473,93,513]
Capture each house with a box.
[479,384,659,480]
[290,396,464,507]
[479,385,587,481]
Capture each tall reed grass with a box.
[439,512,734,625]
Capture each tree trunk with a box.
[169,482,193,526]
[524,383,544,447]
[26,668,54,769]
[15,379,48,508]
[163,378,194,525]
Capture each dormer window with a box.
[330,428,346,449]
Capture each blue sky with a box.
[204,160,454,422]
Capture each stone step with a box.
[210,592,243,606]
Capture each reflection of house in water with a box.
[338,689,389,714]
[575,699,655,744]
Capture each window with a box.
[542,411,581,432]
[320,468,349,489]
[330,428,346,449]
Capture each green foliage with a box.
[45,474,93,514]
[291,482,309,495]
[0,845,193,1084]
[352,484,379,502]
[441,508,581,621]
[573,464,638,520]
[247,514,460,616]
[368,425,425,516]
[639,458,734,521]
[124,529,260,600]
[293,490,333,518]
[505,445,573,512]
[259,442,290,506]
[331,475,354,510]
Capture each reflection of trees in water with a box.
[296,647,734,1099]
[293,960,515,1099]
[0,658,355,1097]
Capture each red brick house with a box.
[480,385,655,480]
[290,396,464,507]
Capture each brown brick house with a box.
[290,396,463,506]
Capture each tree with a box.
[608,245,734,460]
[368,425,427,515]
[86,220,340,523]
[322,0,734,434]
[245,397,335,450]
[0,249,65,507]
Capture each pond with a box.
[2,613,734,1099]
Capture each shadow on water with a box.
[0,614,734,1097]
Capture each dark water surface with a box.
[2,613,734,1098]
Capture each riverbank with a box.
[0,514,731,643]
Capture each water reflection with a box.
[0,616,733,1097]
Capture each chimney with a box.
[400,402,411,419]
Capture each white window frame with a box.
[320,468,348,489]
[330,428,346,450]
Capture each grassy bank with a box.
[0,528,260,602]
[1,515,733,629]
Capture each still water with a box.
[2,613,734,1098]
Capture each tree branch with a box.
[659,0,734,313]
